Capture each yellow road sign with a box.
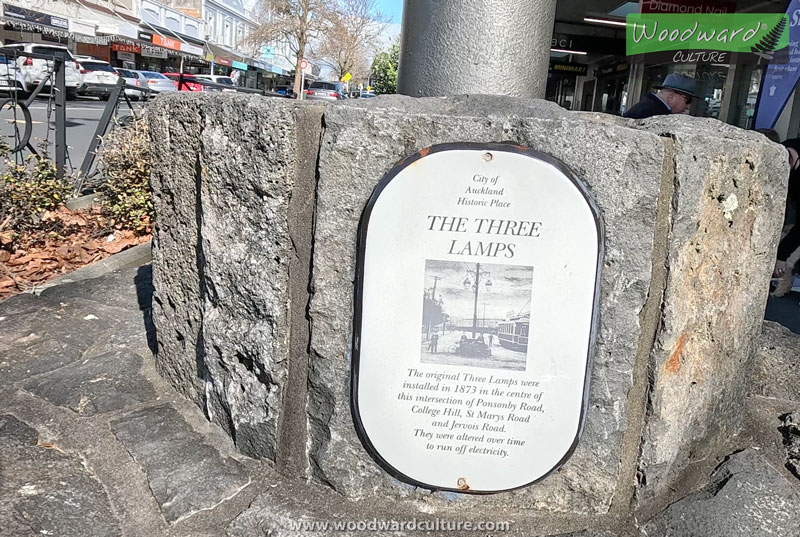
[341,72,352,82]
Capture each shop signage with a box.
[138,31,154,42]
[549,61,588,76]
[755,0,800,129]
[141,45,168,59]
[640,0,735,14]
[352,143,602,493]
[216,57,232,67]
[117,51,136,62]
[180,42,204,56]
[113,43,141,54]
[152,34,181,52]
[596,61,629,77]
[232,60,248,70]
[3,4,68,30]
[552,33,625,56]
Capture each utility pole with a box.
[472,264,480,338]
[397,0,557,98]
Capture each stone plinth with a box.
[148,93,787,519]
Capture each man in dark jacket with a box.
[624,74,697,119]
[775,138,800,277]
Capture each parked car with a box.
[75,56,118,100]
[360,91,376,98]
[133,71,176,94]
[3,43,82,99]
[114,68,144,100]
[305,81,346,102]
[194,74,236,92]
[0,56,25,93]
[162,72,207,92]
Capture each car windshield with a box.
[142,72,167,79]
[82,63,116,73]
[116,69,133,78]
[32,47,73,61]
[309,82,338,91]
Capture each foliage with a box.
[0,151,72,236]
[371,40,399,94]
[317,0,387,83]
[250,0,337,95]
[97,116,152,234]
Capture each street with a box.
[421,331,527,372]
[0,96,135,172]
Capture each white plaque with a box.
[352,143,603,493]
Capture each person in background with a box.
[623,74,697,119]
[774,138,800,278]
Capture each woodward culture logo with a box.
[626,14,789,57]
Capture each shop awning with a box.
[2,1,137,39]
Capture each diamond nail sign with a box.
[351,143,604,494]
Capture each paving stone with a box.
[110,404,251,523]
[22,350,156,416]
[0,414,122,537]
[643,449,800,537]
[38,266,152,313]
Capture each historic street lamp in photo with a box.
[463,263,492,338]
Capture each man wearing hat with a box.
[623,73,698,119]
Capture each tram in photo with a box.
[497,314,529,352]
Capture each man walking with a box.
[624,74,697,119]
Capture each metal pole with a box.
[54,53,66,180]
[300,66,305,100]
[472,263,480,338]
[397,0,557,98]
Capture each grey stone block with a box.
[752,321,800,401]
[632,118,789,501]
[308,95,664,513]
[22,350,156,416]
[149,93,324,460]
[0,414,122,537]
[110,404,251,523]
[643,449,800,537]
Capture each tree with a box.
[317,0,387,83]
[371,41,399,94]
[250,0,336,96]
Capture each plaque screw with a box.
[482,152,493,162]
[456,477,470,491]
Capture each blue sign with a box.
[261,45,275,60]
[232,60,248,70]
[755,0,800,129]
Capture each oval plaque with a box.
[352,143,603,493]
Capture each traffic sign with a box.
[342,72,352,82]
[300,59,309,70]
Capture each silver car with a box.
[305,81,346,102]
[133,70,176,94]
[115,68,144,100]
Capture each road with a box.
[421,331,527,372]
[0,96,135,175]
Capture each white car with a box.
[0,56,25,93]
[194,74,236,91]
[114,68,144,100]
[75,56,119,100]
[4,43,83,99]
[133,71,177,94]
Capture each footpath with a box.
[2,263,800,537]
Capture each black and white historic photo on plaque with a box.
[420,259,532,372]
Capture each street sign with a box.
[261,45,275,60]
[342,72,352,82]
[300,59,309,71]
[352,144,603,493]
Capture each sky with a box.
[375,0,403,24]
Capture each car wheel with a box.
[100,95,110,101]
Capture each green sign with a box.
[626,14,788,55]
[232,60,248,70]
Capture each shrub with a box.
[0,153,72,234]
[98,115,152,234]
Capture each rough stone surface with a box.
[752,321,800,401]
[0,414,122,537]
[110,404,251,523]
[308,94,665,513]
[149,93,325,460]
[643,449,800,537]
[22,350,155,416]
[632,117,789,501]
[779,413,800,479]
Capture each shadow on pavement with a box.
[135,264,157,354]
